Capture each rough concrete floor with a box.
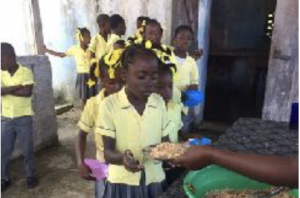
[2,108,97,198]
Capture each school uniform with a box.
[78,89,106,198]
[95,87,174,198]
[107,33,121,52]
[174,55,199,92]
[174,55,199,132]
[65,45,97,100]
[1,65,35,180]
[89,34,111,60]
[166,100,183,143]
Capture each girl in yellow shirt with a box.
[96,44,173,198]
[76,49,123,198]
[43,27,95,107]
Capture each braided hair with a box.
[121,44,158,70]
[174,25,193,39]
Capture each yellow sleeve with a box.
[190,58,199,85]
[88,36,97,53]
[65,45,76,56]
[78,99,94,133]
[95,101,116,139]
[22,68,34,86]
[161,102,175,138]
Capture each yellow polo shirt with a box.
[78,89,106,162]
[1,65,34,118]
[95,87,173,185]
[89,34,110,60]
[167,100,183,143]
[65,45,91,74]
[174,55,199,91]
[107,33,121,52]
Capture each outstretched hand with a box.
[173,146,213,170]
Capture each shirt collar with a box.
[119,87,158,109]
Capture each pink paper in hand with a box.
[84,158,108,181]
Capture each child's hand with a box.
[78,162,95,181]
[187,84,198,90]
[191,49,203,60]
[123,150,144,173]
[41,45,48,53]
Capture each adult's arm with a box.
[175,146,298,188]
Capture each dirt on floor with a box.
[1,107,228,198]
[1,108,97,198]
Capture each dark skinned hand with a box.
[173,146,212,170]
[191,49,203,60]
[78,162,96,180]
[123,150,144,173]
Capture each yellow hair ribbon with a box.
[87,58,99,88]
[103,49,124,79]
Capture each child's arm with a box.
[103,136,144,173]
[42,45,66,58]
[75,130,94,180]
[1,84,33,97]
[174,146,298,188]
[1,85,23,96]
[191,49,203,60]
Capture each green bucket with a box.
[183,165,298,198]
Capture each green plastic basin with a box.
[183,165,298,198]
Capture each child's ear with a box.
[121,68,127,82]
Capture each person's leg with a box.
[1,117,16,181]
[95,180,105,198]
[15,116,35,178]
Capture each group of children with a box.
[1,13,203,198]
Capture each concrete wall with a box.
[262,0,299,122]
[13,56,58,157]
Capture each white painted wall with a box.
[1,0,173,101]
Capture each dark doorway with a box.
[204,0,277,124]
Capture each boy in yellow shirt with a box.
[107,14,126,52]
[89,14,111,60]
[75,49,123,198]
[1,43,38,191]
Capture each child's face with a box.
[1,53,15,71]
[174,30,192,52]
[156,73,173,102]
[82,32,91,46]
[101,71,122,96]
[103,20,111,34]
[137,19,143,29]
[123,58,158,100]
[144,24,162,45]
[118,22,126,36]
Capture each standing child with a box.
[75,49,123,198]
[43,27,94,107]
[89,14,111,60]
[173,25,200,92]
[107,14,126,52]
[96,44,173,198]
[1,43,38,191]
[173,25,202,132]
